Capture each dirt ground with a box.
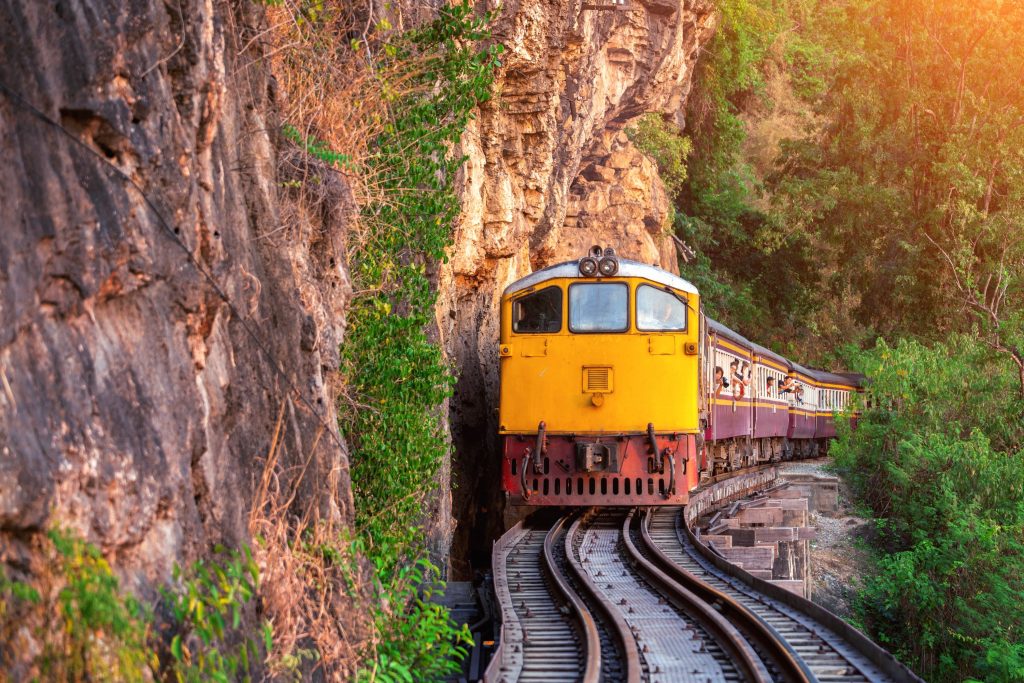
[777,459,872,619]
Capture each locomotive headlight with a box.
[579,257,599,277]
[598,256,619,276]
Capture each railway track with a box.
[487,489,922,682]
[491,515,598,682]
[641,506,899,682]
[490,509,761,682]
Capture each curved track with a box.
[488,471,922,683]
[490,516,599,682]
[577,507,750,681]
[642,506,901,682]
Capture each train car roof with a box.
[502,258,700,297]
[749,341,791,370]
[801,366,861,388]
[705,317,755,352]
[789,361,820,382]
[814,370,860,387]
[835,371,867,388]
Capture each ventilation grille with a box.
[583,366,613,393]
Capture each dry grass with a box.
[263,0,440,262]
[248,401,374,680]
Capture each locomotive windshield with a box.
[512,286,562,333]
[636,284,687,331]
[569,283,628,332]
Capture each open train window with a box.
[636,284,686,331]
[512,286,562,333]
[569,283,628,333]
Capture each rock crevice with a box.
[441,0,717,574]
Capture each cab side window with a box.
[636,284,687,331]
[512,286,562,333]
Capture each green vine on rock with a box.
[341,1,499,562]
[333,3,500,680]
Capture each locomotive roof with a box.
[503,258,700,297]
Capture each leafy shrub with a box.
[340,0,499,562]
[1,530,276,681]
[627,115,692,199]
[0,570,40,617]
[320,3,498,679]
[38,529,157,682]
[833,336,1024,681]
[163,545,269,682]
[358,555,472,683]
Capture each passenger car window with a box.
[512,286,562,333]
[636,284,686,331]
[569,283,628,333]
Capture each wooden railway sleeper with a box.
[540,516,601,683]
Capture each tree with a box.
[770,0,1024,366]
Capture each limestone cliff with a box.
[440,0,717,573]
[0,0,353,594]
[0,0,718,600]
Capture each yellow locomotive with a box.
[499,247,703,505]
[499,246,861,506]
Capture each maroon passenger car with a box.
[750,341,790,462]
[703,319,756,472]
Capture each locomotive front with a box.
[499,247,702,506]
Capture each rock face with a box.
[0,0,353,593]
[0,0,717,596]
[439,0,717,573]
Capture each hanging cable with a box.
[0,80,351,459]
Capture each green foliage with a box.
[281,124,354,170]
[0,570,40,616]
[671,0,1024,364]
[683,0,777,199]
[163,545,268,683]
[319,3,498,679]
[770,0,1024,352]
[341,0,499,559]
[1,531,277,680]
[39,528,157,681]
[670,0,826,348]
[782,32,827,101]
[832,337,1024,681]
[626,114,692,198]
[357,556,472,683]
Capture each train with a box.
[498,246,862,506]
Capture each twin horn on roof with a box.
[579,245,619,277]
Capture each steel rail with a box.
[638,507,815,683]
[620,508,772,682]
[486,518,588,682]
[486,520,527,683]
[672,504,924,683]
[542,515,602,683]
[563,510,643,683]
